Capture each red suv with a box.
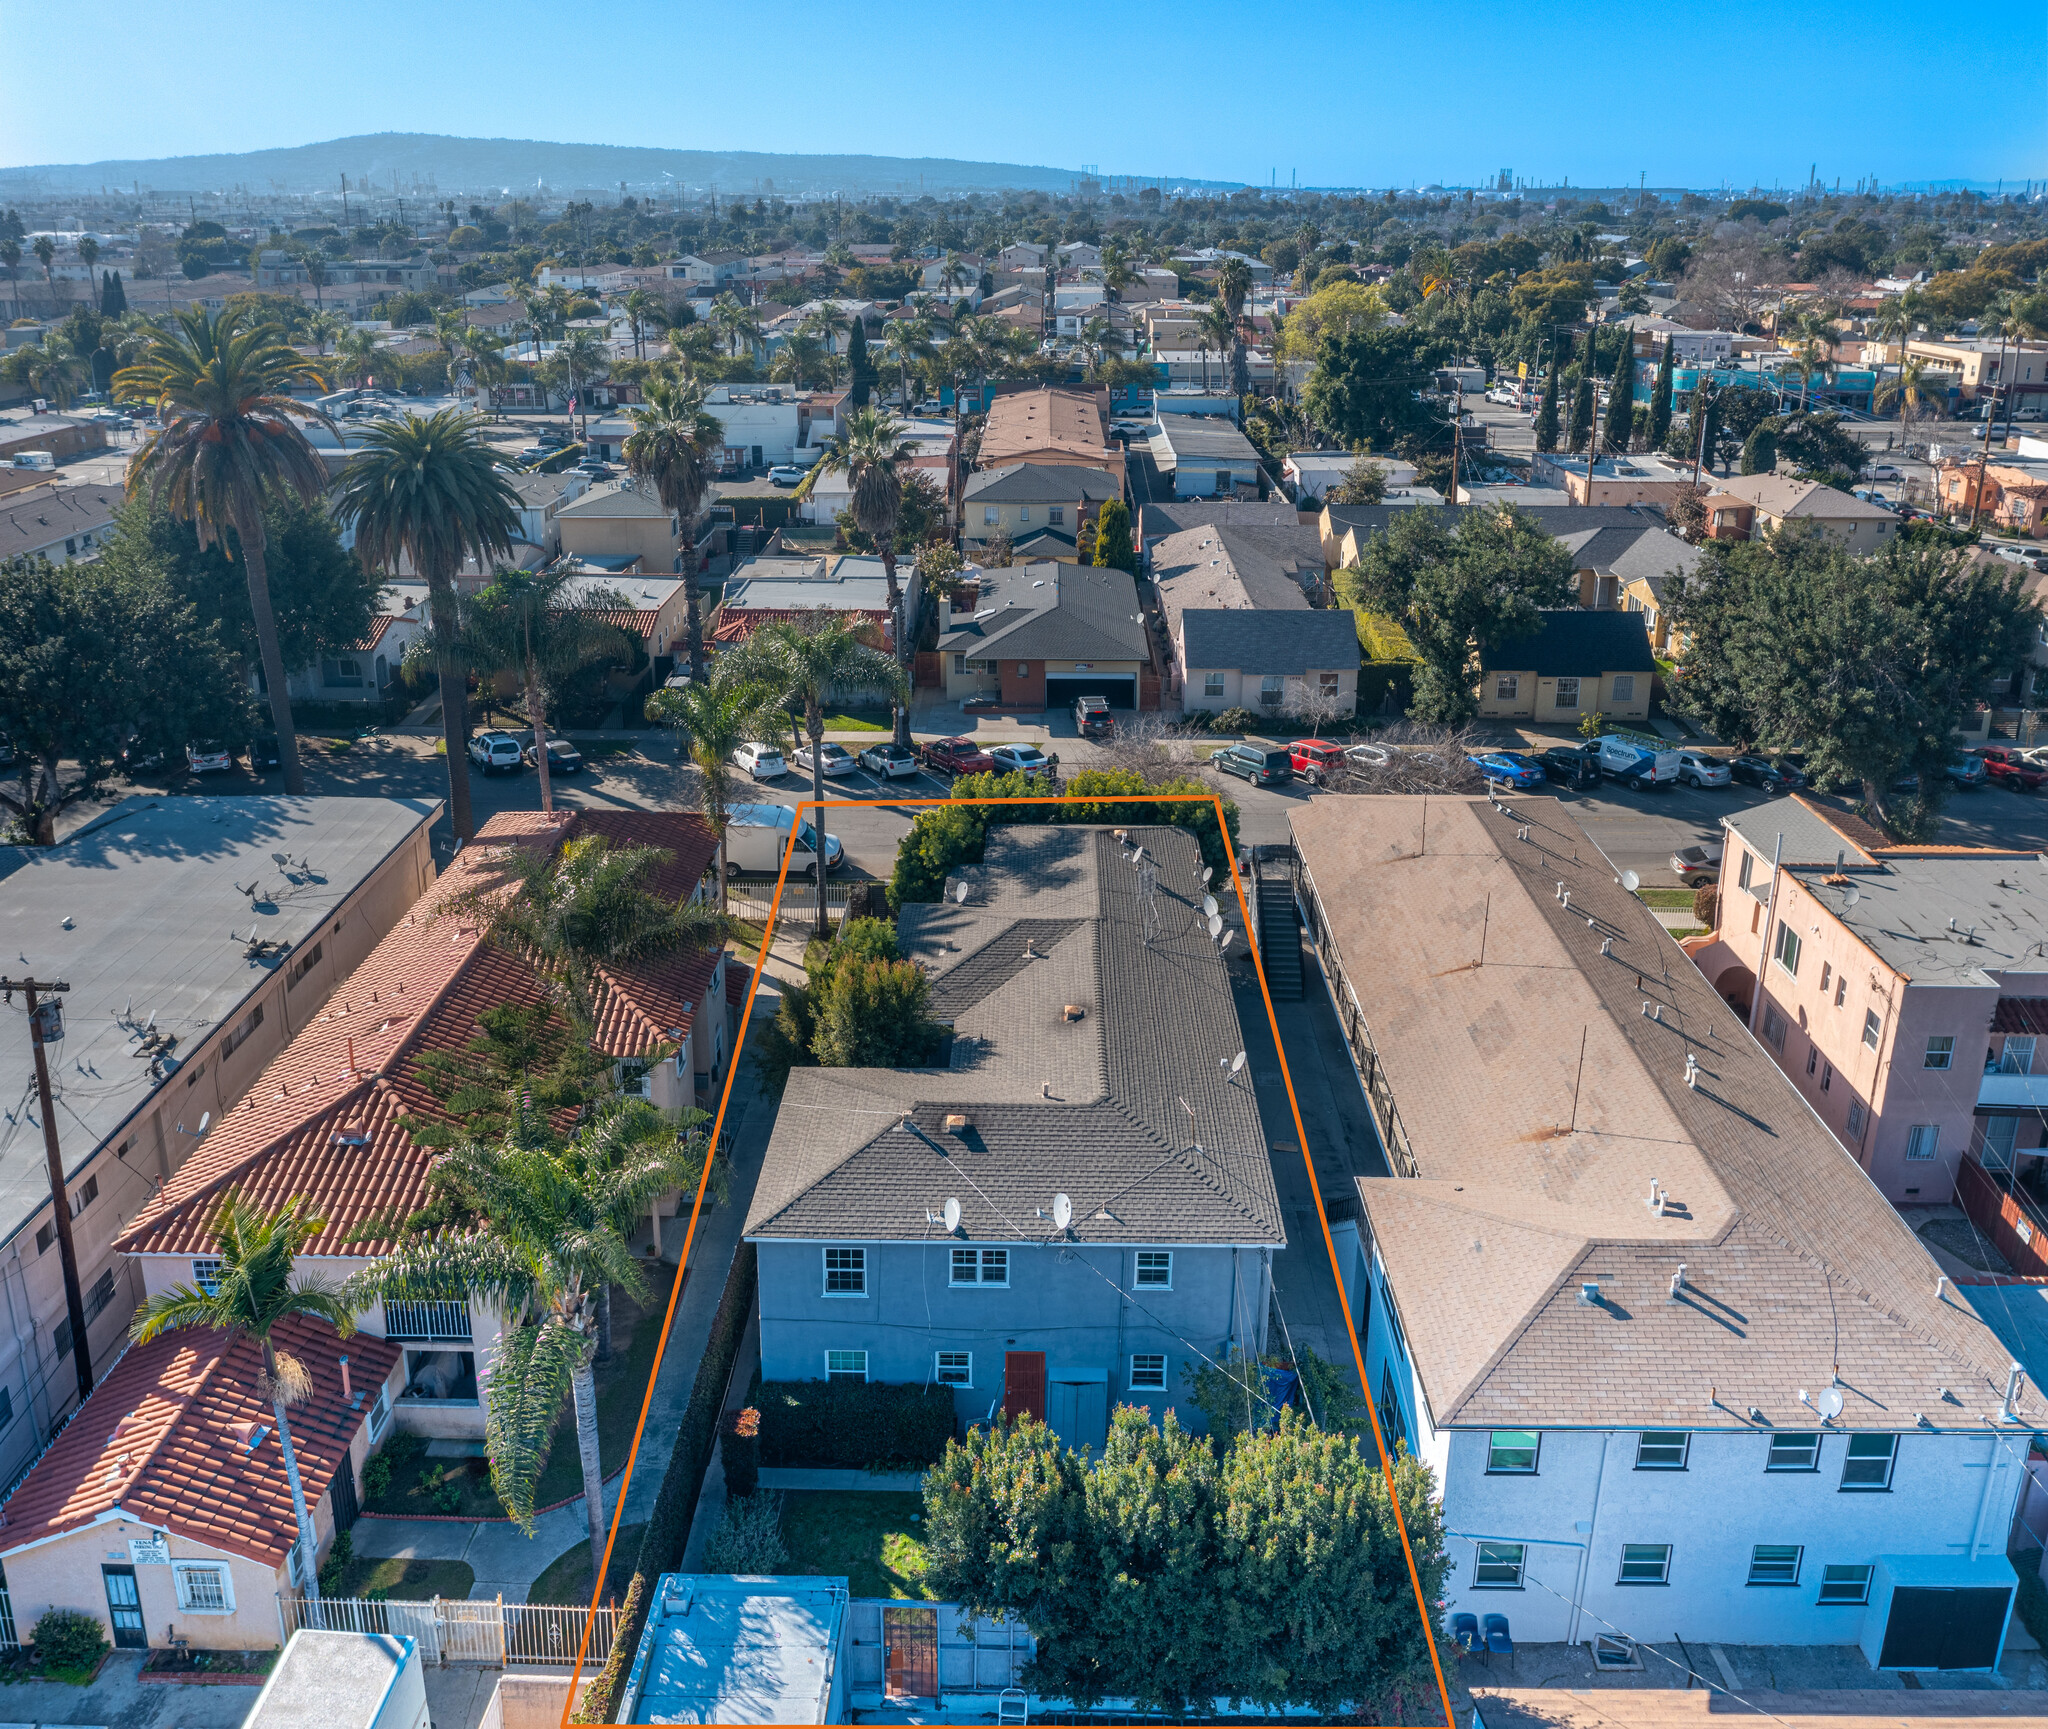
[1288,739,1344,785]
[1977,746,2046,791]
[920,736,996,778]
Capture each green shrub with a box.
[723,1407,761,1498]
[32,1608,108,1672]
[702,1492,787,1573]
[362,1453,393,1500]
[1692,883,1719,928]
[1210,707,1260,733]
[757,1380,956,1470]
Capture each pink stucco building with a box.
[1688,796,2048,1208]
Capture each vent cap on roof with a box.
[332,1121,370,1147]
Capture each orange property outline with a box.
[563,791,1454,1727]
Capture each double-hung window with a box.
[1635,1430,1690,1470]
[1817,1563,1873,1605]
[1766,1432,1820,1471]
[1862,1008,1882,1050]
[1129,1353,1167,1391]
[1924,1035,1954,1070]
[1617,1543,1671,1585]
[1839,1433,1896,1490]
[1486,1430,1540,1473]
[1204,671,1226,697]
[934,1352,972,1387]
[1748,1544,1803,1586]
[1773,922,1802,977]
[826,1350,868,1382]
[823,1247,867,1296]
[950,1247,1008,1287]
[1473,1542,1525,1589]
[1135,1251,1172,1288]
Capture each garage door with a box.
[1878,1585,2011,1670]
[1046,676,1136,710]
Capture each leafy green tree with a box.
[812,952,948,1066]
[1303,325,1451,457]
[1092,496,1135,574]
[1348,504,1574,720]
[344,1102,708,1574]
[1329,459,1388,505]
[887,801,986,912]
[115,305,334,795]
[0,551,252,843]
[1647,338,1675,453]
[1533,363,1560,453]
[1668,531,2038,835]
[132,1196,356,1603]
[1603,330,1635,454]
[1740,422,1778,475]
[333,409,522,840]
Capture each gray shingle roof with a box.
[937,562,1148,663]
[1182,609,1359,677]
[1140,500,1305,543]
[745,826,1283,1247]
[964,464,1122,504]
[1479,608,1657,676]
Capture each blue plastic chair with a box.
[1482,1612,1515,1669]
[1449,1612,1480,1657]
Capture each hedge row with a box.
[573,1242,757,1723]
[756,1379,957,1471]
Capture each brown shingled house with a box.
[976,387,1126,496]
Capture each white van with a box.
[724,802,844,881]
[9,451,55,472]
[1595,731,1680,790]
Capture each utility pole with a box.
[1969,321,2012,531]
[1,977,94,1408]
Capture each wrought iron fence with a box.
[382,1300,473,1343]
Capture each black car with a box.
[119,739,169,775]
[247,733,282,771]
[524,738,584,774]
[1211,742,1294,787]
[1540,743,1601,788]
[1728,754,1805,791]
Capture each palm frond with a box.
[482,1315,588,1532]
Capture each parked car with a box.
[516,445,554,463]
[1466,750,1545,791]
[575,457,611,475]
[1073,694,1114,738]
[723,803,843,880]
[1670,841,1724,882]
[468,730,526,774]
[1595,734,1680,790]
[1867,462,1903,481]
[524,738,584,774]
[1946,753,1989,788]
[857,742,921,779]
[186,739,234,774]
[1976,746,2046,790]
[119,739,167,775]
[732,741,788,780]
[534,427,568,447]
[246,733,281,772]
[988,744,1051,777]
[793,741,857,777]
[768,465,810,486]
[1674,749,1731,789]
[1211,742,1294,786]
[1344,742,1391,769]
[1727,754,1805,792]
[921,736,996,777]
[1289,739,1345,785]
[1540,743,1601,788]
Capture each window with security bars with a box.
[176,1564,231,1612]
[1767,1432,1820,1471]
[1817,1563,1873,1605]
[1839,1433,1896,1490]
[1135,1252,1172,1288]
[1129,1354,1166,1390]
[950,1248,1008,1286]
[1748,1544,1802,1586]
[935,1352,972,1386]
[1617,1543,1671,1584]
[823,1247,866,1295]
[1635,1431,1689,1469]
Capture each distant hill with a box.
[0,132,1228,198]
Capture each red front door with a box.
[1002,1351,1046,1421]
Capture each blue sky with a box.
[2,0,2041,189]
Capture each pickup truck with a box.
[1976,747,2043,790]
[921,736,996,777]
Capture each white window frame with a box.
[1611,674,1636,703]
[983,506,999,525]
[1617,1543,1671,1585]
[1773,921,1801,978]
[191,1257,223,1296]
[1259,674,1284,706]
[825,1349,868,1382]
[1486,1430,1541,1473]
[1923,1035,1954,1070]
[1862,1008,1882,1050]
[1472,1541,1525,1589]
[1554,676,1581,710]
[935,1351,972,1387]
[949,1247,1009,1287]
[2003,1036,2037,1075]
[1203,671,1226,697]
[1635,1430,1690,1470]
[1495,674,1519,700]
[1766,1432,1821,1472]
[822,1246,867,1297]
[1905,1124,1940,1162]
[1128,1353,1167,1390]
[1818,1563,1873,1605]
[1839,1433,1897,1491]
[368,1380,393,1442]
[1048,505,1065,525]
[1748,1544,1803,1586]
[1134,1251,1173,1289]
[174,1561,235,1614]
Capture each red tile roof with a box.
[112,807,719,1259]
[0,1316,399,1570]
[1995,997,2048,1035]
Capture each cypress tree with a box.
[1092,497,1135,574]
[845,318,873,408]
[1647,337,1674,453]
[1567,335,1595,455]
[1603,332,1635,455]
[1534,362,1560,453]
[99,268,127,315]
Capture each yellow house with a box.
[0,1320,402,1652]
[555,479,681,574]
[1477,609,1657,724]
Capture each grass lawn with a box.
[334,1555,476,1601]
[1638,888,1699,909]
[526,1522,645,1607]
[780,1491,934,1600]
[363,1289,665,1520]
[822,711,891,732]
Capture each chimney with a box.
[338,1356,352,1401]
[943,1113,971,1134]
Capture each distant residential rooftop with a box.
[622,1574,849,1725]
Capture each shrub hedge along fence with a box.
[756,1380,957,1471]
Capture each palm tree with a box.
[556,328,608,438]
[643,674,779,911]
[32,235,55,307]
[881,318,935,409]
[1876,355,1943,465]
[76,236,99,308]
[808,301,852,356]
[1194,305,1235,393]
[115,306,333,798]
[464,569,635,812]
[820,408,919,747]
[1214,255,1254,396]
[343,1102,709,1573]
[333,410,523,842]
[131,1195,355,1605]
[463,327,510,412]
[938,252,971,297]
[1789,309,1837,410]
[623,288,655,362]
[771,333,825,390]
[1099,239,1135,305]
[305,309,349,357]
[332,327,379,388]
[1,239,21,322]
[623,374,723,680]
[724,617,907,932]
[1080,315,1118,372]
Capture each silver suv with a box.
[468,730,525,774]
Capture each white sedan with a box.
[731,741,788,780]
[988,744,1052,776]
[794,742,857,777]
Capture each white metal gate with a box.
[281,1595,620,1667]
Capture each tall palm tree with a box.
[820,408,920,746]
[807,301,852,356]
[331,327,379,388]
[32,235,55,307]
[463,327,510,412]
[76,237,99,308]
[1214,255,1254,396]
[558,328,609,437]
[343,1102,709,1573]
[724,617,907,931]
[1788,309,1837,411]
[643,673,779,911]
[304,309,349,357]
[1876,355,1943,465]
[881,319,936,409]
[131,1195,355,1605]
[1194,305,1235,394]
[938,252,971,296]
[1,239,21,322]
[623,373,723,680]
[464,568,634,812]
[334,410,523,842]
[623,288,655,362]
[771,333,825,390]
[1099,239,1135,305]
[115,305,333,796]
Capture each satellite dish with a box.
[1201,866,1213,884]
[197,1113,210,1134]
[1229,1051,1247,1076]
[1620,869,1641,893]
[942,1197,961,1233]
[1207,914,1224,939]
[951,879,970,905]
[1842,884,1862,908]
[1051,1192,1073,1231]
[1202,894,1218,918]
[1818,1385,1845,1421]
[1219,930,1236,953]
